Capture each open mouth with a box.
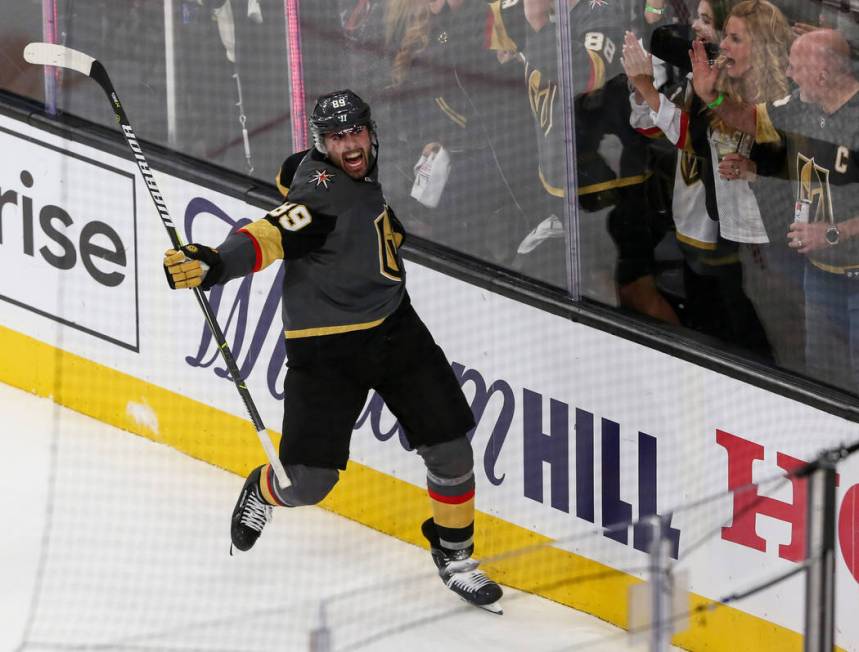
[342,150,366,174]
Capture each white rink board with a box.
[0,120,139,349]
[1,112,857,650]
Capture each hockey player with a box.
[163,90,503,613]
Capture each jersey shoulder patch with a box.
[285,153,358,216]
[275,149,310,197]
[490,0,526,53]
[765,90,803,133]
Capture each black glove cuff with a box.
[182,244,224,290]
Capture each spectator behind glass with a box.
[692,26,859,392]
[779,30,859,391]
[498,0,680,318]
[636,0,802,370]
[372,0,538,267]
[0,0,43,101]
[711,0,805,373]
[61,1,168,144]
[623,1,772,357]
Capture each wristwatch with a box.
[825,224,841,246]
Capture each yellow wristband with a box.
[707,93,725,110]
[645,4,666,14]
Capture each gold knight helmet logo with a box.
[797,153,833,223]
[680,150,700,186]
[374,209,403,281]
[526,65,557,136]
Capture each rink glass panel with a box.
[4,0,859,398]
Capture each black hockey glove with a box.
[163,244,223,290]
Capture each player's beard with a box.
[339,147,370,179]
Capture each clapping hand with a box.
[690,39,719,105]
[621,31,653,83]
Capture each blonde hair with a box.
[384,0,431,87]
[716,0,792,104]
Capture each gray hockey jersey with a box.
[215,148,406,339]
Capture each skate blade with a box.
[229,544,245,557]
[477,600,503,615]
[460,597,503,615]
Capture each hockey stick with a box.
[23,42,290,489]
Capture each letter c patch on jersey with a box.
[836,146,849,174]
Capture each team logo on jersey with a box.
[526,66,557,136]
[374,209,403,281]
[796,153,832,223]
[308,169,335,190]
[680,151,700,186]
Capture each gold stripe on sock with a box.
[432,496,475,530]
[258,465,278,505]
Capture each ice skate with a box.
[421,518,503,614]
[230,465,272,555]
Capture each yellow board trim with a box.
[0,323,836,652]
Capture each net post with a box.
[648,514,672,652]
[803,453,837,652]
[309,601,332,652]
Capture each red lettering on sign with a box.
[840,484,859,583]
[716,430,809,561]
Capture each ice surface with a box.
[0,381,677,651]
